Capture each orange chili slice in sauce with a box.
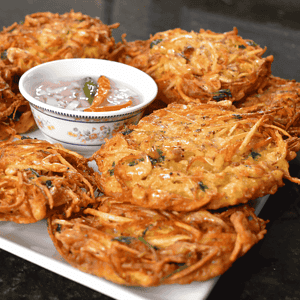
[84,75,111,112]
[88,100,133,112]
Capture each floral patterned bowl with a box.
[19,58,158,156]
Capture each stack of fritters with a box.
[47,26,300,286]
[117,27,300,136]
[48,101,300,286]
[1,15,300,288]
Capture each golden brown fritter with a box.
[0,10,122,72]
[0,59,36,140]
[116,27,273,105]
[48,196,267,286]
[0,137,99,223]
[92,102,300,211]
[236,76,300,137]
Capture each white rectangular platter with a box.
[0,129,269,300]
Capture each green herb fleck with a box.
[198,181,208,192]
[142,225,153,237]
[108,162,115,176]
[250,151,261,160]
[1,50,7,60]
[149,156,157,165]
[150,38,163,48]
[121,126,133,135]
[212,89,232,101]
[128,160,138,167]
[128,157,145,167]
[138,236,159,250]
[233,114,243,120]
[83,78,97,104]
[246,40,258,47]
[157,149,163,156]
[156,149,165,162]
[161,264,188,281]
[112,236,135,245]
[29,168,40,177]
[149,149,165,166]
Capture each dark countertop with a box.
[1,1,300,299]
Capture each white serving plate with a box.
[0,129,269,300]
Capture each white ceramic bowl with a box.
[19,58,158,156]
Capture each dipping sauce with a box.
[33,76,141,111]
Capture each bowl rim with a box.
[19,58,158,118]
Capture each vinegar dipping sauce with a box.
[33,76,141,111]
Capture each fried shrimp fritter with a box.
[92,102,300,211]
[0,10,122,72]
[0,60,36,140]
[48,197,267,286]
[0,137,99,223]
[117,27,273,105]
[236,76,300,137]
